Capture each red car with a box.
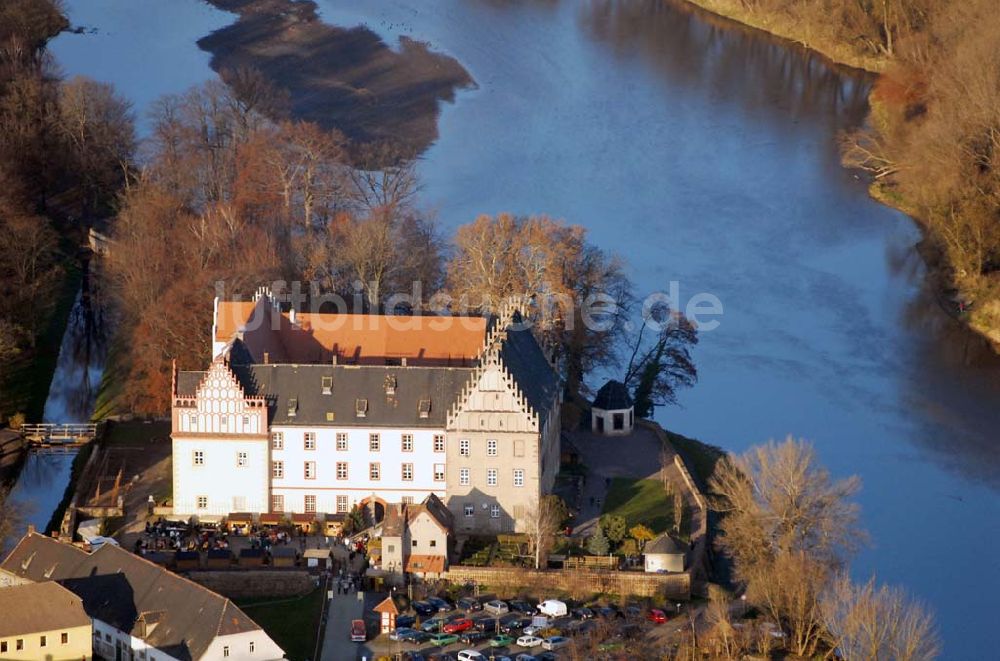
[647,609,668,624]
[442,618,474,634]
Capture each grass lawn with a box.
[601,477,673,535]
[238,587,326,661]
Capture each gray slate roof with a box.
[0,581,90,638]
[0,533,268,661]
[646,533,686,555]
[593,379,633,410]
[499,325,560,422]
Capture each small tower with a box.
[591,380,634,436]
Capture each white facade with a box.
[202,630,284,661]
[172,361,270,516]
[269,425,447,515]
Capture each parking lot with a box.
[360,593,679,660]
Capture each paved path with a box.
[568,427,672,539]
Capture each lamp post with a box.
[740,594,747,618]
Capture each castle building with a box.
[171,289,561,533]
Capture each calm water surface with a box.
[51,0,1000,656]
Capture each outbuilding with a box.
[591,380,634,436]
[644,533,686,573]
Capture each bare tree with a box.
[821,574,940,661]
[523,494,564,570]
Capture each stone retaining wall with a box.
[443,565,690,600]
[186,570,315,600]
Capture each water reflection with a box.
[581,0,871,133]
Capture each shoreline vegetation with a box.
[199,0,474,159]
[677,0,1000,353]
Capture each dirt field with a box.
[201,0,474,157]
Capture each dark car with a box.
[572,607,594,620]
[509,599,535,614]
[397,614,416,628]
[474,617,500,633]
[395,629,430,644]
[457,597,482,612]
[596,606,621,619]
[458,630,488,645]
[499,614,524,633]
[624,605,642,619]
[413,601,436,616]
[427,596,452,612]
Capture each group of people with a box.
[135,518,228,554]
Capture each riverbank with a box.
[198,0,474,157]
[677,0,1000,354]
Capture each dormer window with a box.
[355,398,368,417]
[321,376,333,395]
[287,398,297,417]
[418,399,431,419]
[384,374,397,396]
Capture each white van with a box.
[537,599,567,617]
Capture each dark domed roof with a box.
[593,379,633,410]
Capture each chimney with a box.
[401,357,407,367]
[332,354,338,366]
[263,352,270,365]
[27,524,36,535]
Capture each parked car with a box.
[458,630,488,645]
[457,597,482,612]
[647,608,668,624]
[484,599,510,616]
[428,596,453,612]
[490,634,515,647]
[537,600,568,617]
[541,636,569,651]
[443,618,474,634]
[509,600,535,614]
[350,619,366,642]
[516,635,543,648]
[474,617,500,633]
[624,605,642,619]
[456,651,485,661]
[522,621,548,637]
[389,627,418,641]
[571,607,594,620]
[420,618,446,633]
[413,601,436,616]
[397,614,417,628]
[514,655,538,661]
[429,633,460,647]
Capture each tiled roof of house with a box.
[498,324,560,421]
[0,533,273,661]
[646,533,686,555]
[0,581,90,637]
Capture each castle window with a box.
[384,374,397,395]
[336,433,348,451]
[237,452,248,467]
[304,461,316,479]
[287,398,297,417]
[433,463,445,481]
[401,434,413,452]
[487,468,498,486]
[418,399,431,418]
[459,468,470,486]
[271,432,284,450]
[490,505,500,519]
[369,463,381,480]
[513,469,524,487]
[369,433,380,451]
[321,376,333,395]
[193,450,204,466]
[304,432,316,450]
[460,439,470,457]
[304,495,316,513]
[197,496,208,509]
[271,495,284,512]
[464,503,474,517]
[433,434,445,452]
[272,461,284,479]
[401,463,413,481]
[336,462,348,480]
[336,495,348,513]
[487,439,497,456]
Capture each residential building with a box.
[0,581,92,660]
[644,533,687,573]
[0,532,284,661]
[380,493,453,577]
[171,288,561,532]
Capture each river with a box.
[48,0,999,657]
